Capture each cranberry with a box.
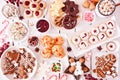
[26,10,30,14]
[32,4,36,8]
[97,46,102,51]
[67,47,72,52]
[35,47,39,52]
[19,16,24,20]
[36,19,49,32]
[25,1,30,5]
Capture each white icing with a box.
[71,62,76,66]
[74,61,83,76]
[14,62,19,67]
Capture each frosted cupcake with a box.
[89,36,98,44]
[106,29,114,38]
[91,27,100,36]
[98,24,107,32]
[71,36,80,45]
[98,32,107,41]
[79,32,89,40]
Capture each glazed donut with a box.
[79,32,89,40]
[62,15,77,29]
[71,36,80,45]
[91,27,100,35]
[30,2,39,11]
[33,10,42,18]
[54,36,64,45]
[22,0,31,8]
[97,33,107,41]
[24,9,33,18]
[98,24,107,32]
[41,48,52,58]
[52,45,65,58]
[106,20,115,29]
[39,1,46,10]
[89,36,98,44]
[106,29,114,38]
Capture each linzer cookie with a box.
[68,18,120,56]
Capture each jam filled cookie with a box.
[30,2,39,11]
[98,33,107,41]
[79,41,88,50]
[28,36,39,46]
[79,32,89,40]
[54,36,64,45]
[106,20,115,29]
[71,36,80,45]
[106,29,114,38]
[52,45,65,58]
[41,48,52,58]
[22,0,31,8]
[98,24,107,32]
[32,0,41,2]
[33,10,42,18]
[89,36,98,44]
[91,27,100,35]
[39,1,46,10]
[24,9,33,18]
[106,42,116,51]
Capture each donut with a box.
[52,45,65,58]
[33,10,42,18]
[106,42,116,51]
[39,1,46,10]
[79,32,89,40]
[41,48,52,58]
[106,20,115,29]
[71,36,80,45]
[24,9,33,18]
[106,29,114,38]
[62,15,77,29]
[30,2,39,11]
[54,36,64,45]
[89,36,98,44]
[79,41,88,49]
[91,27,100,35]
[22,0,31,8]
[97,33,107,41]
[98,24,107,32]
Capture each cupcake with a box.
[98,24,107,32]
[71,36,80,45]
[33,10,42,18]
[39,1,46,10]
[106,29,114,38]
[106,42,116,51]
[22,0,31,8]
[30,2,39,11]
[79,32,89,40]
[24,9,33,18]
[89,36,98,44]
[98,33,107,41]
[79,41,88,50]
[106,20,115,29]
[91,27,100,35]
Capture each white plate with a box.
[0,46,37,80]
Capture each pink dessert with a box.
[83,11,95,23]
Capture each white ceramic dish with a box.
[0,46,37,80]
